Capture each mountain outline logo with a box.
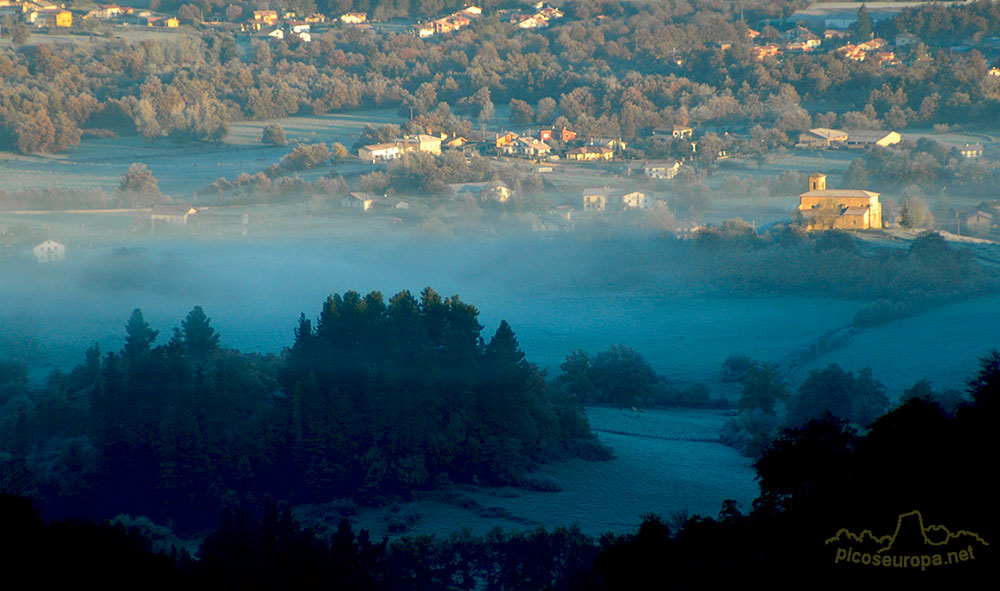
[826,510,989,570]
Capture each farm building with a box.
[151,204,198,226]
[798,128,848,148]
[845,130,901,149]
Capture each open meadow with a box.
[302,407,759,541]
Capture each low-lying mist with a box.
[2,228,997,396]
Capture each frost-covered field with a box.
[799,294,1000,397]
[0,109,403,196]
[307,407,758,541]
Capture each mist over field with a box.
[3,229,996,397]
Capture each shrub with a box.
[262,123,286,146]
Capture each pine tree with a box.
[175,306,220,365]
[123,308,158,370]
[852,5,873,42]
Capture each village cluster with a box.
[0,2,564,42]
[743,2,1000,71]
[4,1,1000,261]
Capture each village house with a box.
[845,130,901,149]
[671,125,694,139]
[751,44,781,60]
[359,135,441,162]
[959,143,984,158]
[151,204,198,226]
[797,173,882,231]
[782,26,821,51]
[340,12,366,24]
[399,134,442,156]
[643,159,681,180]
[343,192,375,211]
[582,187,615,212]
[358,142,402,163]
[588,137,627,152]
[32,240,65,263]
[253,10,278,25]
[625,160,646,176]
[622,191,651,209]
[448,182,511,202]
[675,219,704,238]
[0,0,20,18]
[146,15,179,27]
[798,128,849,148]
[37,8,71,27]
[505,136,551,158]
[515,15,547,28]
[566,146,613,161]
[539,127,577,143]
[876,51,900,66]
[858,38,888,51]
[786,40,817,52]
[841,44,866,61]
[966,210,993,236]
[257,26,283,39]
[494,131,518,149]
[509,4,563,29]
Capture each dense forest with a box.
[4,350,996,588]
[2,1,1000,154]
[0,289,600,530]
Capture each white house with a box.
[33,240,66,263]
[622,191,651,209]
[358,142,402,163]
[644,159,681,180]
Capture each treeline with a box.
[894,0,1000,45]
[550,345,724,408]
[687,225,994,300]
[5,350,997,588]
[4,1,1000,154]
[0,289,596,530]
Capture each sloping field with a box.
[310,407,757,541]
[800,293,1000,397]
[0,109,404,196]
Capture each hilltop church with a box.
[797,173,882,231]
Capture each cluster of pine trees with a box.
[0,288,594,529]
